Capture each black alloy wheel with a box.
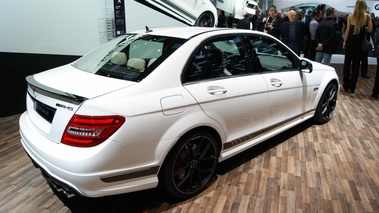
[314,83,338,124]
[195,12,214,27]
[159,131,218,199]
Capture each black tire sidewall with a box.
[158,131,218,200]
[314,83,338,124]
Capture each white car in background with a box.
[216,0,260,20]
[135,0,218,27]
[19,26,339,200]
[280,3,349,16]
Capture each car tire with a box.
[314,83,338,124]
[159,130,219,200]
[195,12,214,27]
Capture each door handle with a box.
[207,86,228,95]
[270,78,283,87]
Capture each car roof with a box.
[131,26,230,39]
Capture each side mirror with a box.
[300,59,312,73]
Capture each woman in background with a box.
[342,0,372,94]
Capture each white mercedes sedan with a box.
[19,26,339,200]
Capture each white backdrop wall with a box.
[0,0,108,55]
[0,0,185,56]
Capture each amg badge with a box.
[56,103,74,111]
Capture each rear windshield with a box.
[72,34,186,82]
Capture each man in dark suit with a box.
[251,9,260,30]
[315,8,338,65]
[237,13,253,30]
[266,7,283,39]
[280,10,306,55]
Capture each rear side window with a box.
[73,34,186,82]
[183,36,251,83]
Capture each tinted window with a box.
[183,36,251,83]
[72,34,186,82]
[244,35,296,72]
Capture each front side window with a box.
[183,36,251,83]
[244,35,296,72]
[73,34,186,82]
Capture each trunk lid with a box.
[26,64,134,144]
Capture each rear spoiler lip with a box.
[26,75,88,105]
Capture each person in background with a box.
[251,9,260,30]
[217,9,226,28]
[237,13,253,30]
[372,29,379,99]
[227,13,234,28]
[307,10,313,23]
[342,0,373,94]
[342,14,348,32]
[281,10,306,55]
[315,8,338,65]
[303,9,314,58]
[307,9,323,61]
[370,13,377,45]
[264,5,276,27]
[265,5,283,39]
[316,4,326,20]
[300,8,307,23]
[282,12,289,23]
[255,11,266,32]
[360,30,370,78]
[283,6,295,23]
[296,10,301,21]
[335,15,345,52]
[261,8,269,30]
[360,11,372,79]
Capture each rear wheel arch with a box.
[179,126,222,151]
[160,126,222,163]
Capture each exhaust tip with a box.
[51,182,76,198]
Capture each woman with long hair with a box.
[342,0,372,94]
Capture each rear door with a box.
[182,35,269,146]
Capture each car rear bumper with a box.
[19,112,160,197]
[26,152,82,198]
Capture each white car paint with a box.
[19,27,339,199]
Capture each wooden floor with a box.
[1,64,379,213]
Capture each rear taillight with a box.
[62,115,125,147]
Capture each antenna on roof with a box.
[145,26,152,33]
